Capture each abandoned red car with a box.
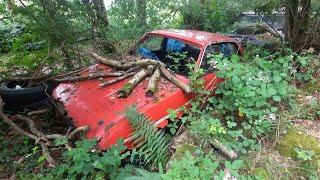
[52,29,242,150]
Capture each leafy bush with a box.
[50,139,133,179]
[163,150,218,179]
[0,24,24,53]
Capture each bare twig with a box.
[39,141,57,167]
[14,114,48,142]
[27,109,49,116]
[68,126,89,139]
[99,72,135,88]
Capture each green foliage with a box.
[163,150,219,179]
[167,51,188,72]
[125,168,162,180]
[12,0,87,46]
[0,121,40,178]
[108,0,179,50]
[294,147,315,161]
[0,24,24,53]
[179,0,239,32]
[167,108,179,135]
[215,54,292,119]
[50,139,133,179]
[251,167,272,179]
[125,106,170,168]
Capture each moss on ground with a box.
[251,167,272,180]
[276,126,320,175]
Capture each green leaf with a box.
[272,96,281,102]
[231,160,243,169]
[268,88,277,96]
[37,155,46,164]
[271,107,278,112]
[273,75,282,82]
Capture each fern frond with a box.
[125,106,169,167]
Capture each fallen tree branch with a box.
[117,66,154,98]
[0,98,39,140]
[53,72,124,83]
[68,126,89,139]
[14,114,48,142]
[146,68,161,97]
[91,53,159,69]
[0,96,58,166]
[159,65,191,93]
[99,72,136,88]
[52,67,87,79]
[0,75,49,83]
[0,96,89,167]
[93,52,192,96]
[208,139,238,159]
[39,141,57,167]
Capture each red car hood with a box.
[52,64,192,149]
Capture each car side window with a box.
[200,42,239,72]
[221,43,238,58]
[139,36,164,51]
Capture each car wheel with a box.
[0,81,53,111]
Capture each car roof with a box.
[148,29,237,47]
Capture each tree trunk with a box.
[284,0,311,50]
[92,0,110,29]
[82,0,115,53]
[136,0,147,29]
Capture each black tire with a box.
[0,81,53,111]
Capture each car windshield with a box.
[136,35,200,76]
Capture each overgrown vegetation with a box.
[0,0,319,179]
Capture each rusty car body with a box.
[52,29,243,150]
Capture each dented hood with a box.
[52,64,192,149]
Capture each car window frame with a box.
[199,41,240,74]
